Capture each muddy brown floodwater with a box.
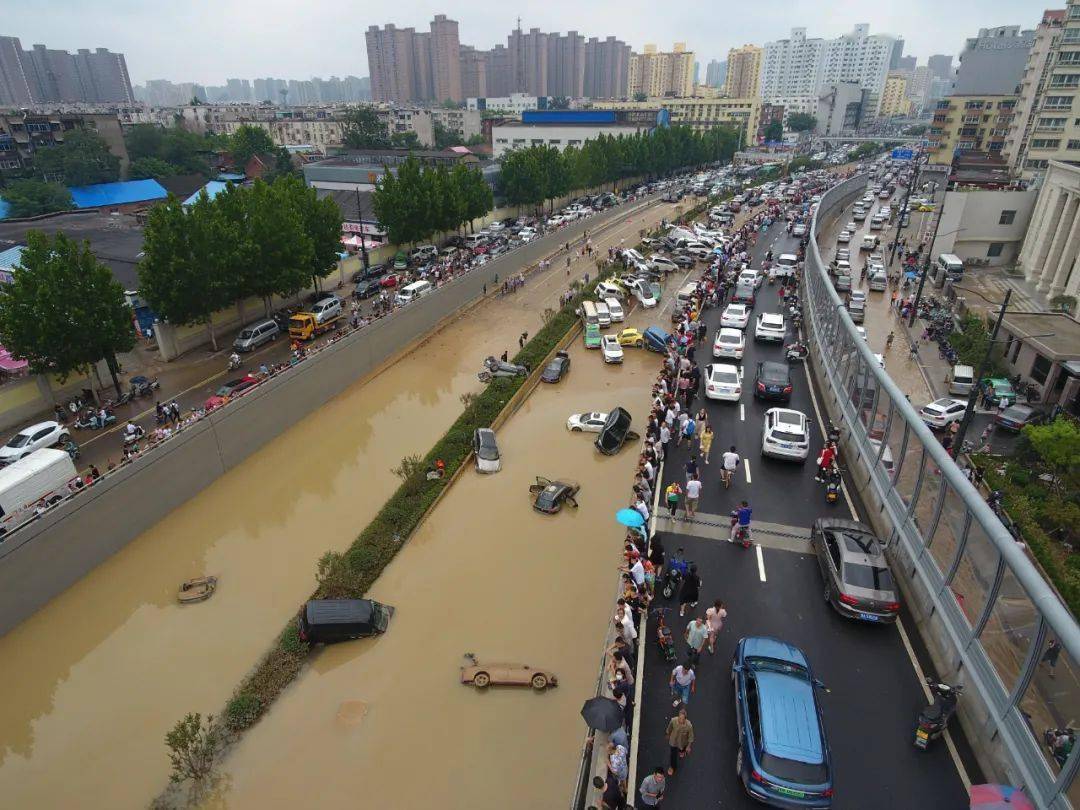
[216,335,656,810]
[0,202,674,809]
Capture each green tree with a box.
[125,124,166,163]
[341,107,390,149]
[165,713,223,785]
[441,98,459,109]
[904,124,928,136]
[263,147,299,183]
[1022,417,1080,492]
[1,179,74,217]
[34,129,120,186]
[241,179,313,300]
[633,92,648,102]
[1050,294,1077,314]
[128,156,178,180]
[462,167,493,232]
[277,175,343,287]
[433,122,460,149]
[549,96,571,110]
[228,125,275,167]
[786,113,817,132]
[0,231,134,394]
[391,131,421,149]
[763,121,783,142]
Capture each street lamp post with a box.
[953,289,1010,454]
[907,224,966,328]
[889,153,926,266]
[354,187,370,271]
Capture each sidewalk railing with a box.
[805,174,1080,808]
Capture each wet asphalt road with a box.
[632,219,975,809]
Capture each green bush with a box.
[223,693,262,731]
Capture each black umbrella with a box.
[580,696,623,732]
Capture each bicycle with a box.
[720,465,735,489]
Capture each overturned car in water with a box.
[528,476,580,513]
[478,355,529,382]
[595,407,639,456]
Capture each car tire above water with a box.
[531,674,548,690]
[473,672,490,688]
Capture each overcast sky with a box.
[7,0,1043,85]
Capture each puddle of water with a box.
[217,340,655,809]
[0,205,670,808]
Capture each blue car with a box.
[732,637,833,807]
[642,326,671,353]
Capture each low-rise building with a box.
[596,97,760,147]
[1017,159,1080,300]
[491,109,655,159]
[996,312,1080,411]
[815,81,867,136]
[927,95,1018,164]
[933,187,1037,266]
[302,148,479,192]
[466,94,541,115]
[430,107,481,140]
[0,110,129,176]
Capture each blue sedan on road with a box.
[732,636,833,808]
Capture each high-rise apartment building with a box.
[429,14,463,102]
[459,46,488,99]
[584,36,631,99]
[907,65,932,112]
[366,24,417,104]
[928,54,954,81]
[761,25,895,115]
[896,56,917,71]
[724,45,762,98]
[953,26,1036,96]
[629,43,695,98]
[879,72,912,117]
[927,94,1019,164]
[705,59,727,89]
[0,36,133,104]
[890,38,905,69]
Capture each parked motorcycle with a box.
[129,375,160,398]
[785,342,809,362]
[914,677,963,749]
[74,409,116,430]
[63,440,81,461]
[1045,727,1075,768]
[122,424,146,446]
[661,549,690,599]
[651,607,677,663]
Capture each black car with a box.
[670,253,696,267]
[351,263,386,283]
[595,407,640,456]
[541,351,571,383]
[297,598,394,644]
[353,279,381,300]
[754,361,793,402]
[529,476,581,513]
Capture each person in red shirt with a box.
[815,442,837,482]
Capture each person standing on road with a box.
[706,599,727,654]
[665,707,695,776]
[684,614,708,663]
[684,474,702,518]
[683,455,698,486]
[639,766,666,806]
[699,424,714,464]
[1042,639,1062,677]
[669,660,696,706]
[665,482,682,519]
[721,446,740,488]
[679,565,701,618]
[659,422,671,459]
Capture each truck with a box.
[0,449,79,538]
[288,311,341,342]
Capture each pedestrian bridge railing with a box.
[805,173,1080,808]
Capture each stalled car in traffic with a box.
[754,361,793,402]
[473,428,502,473]
[540,351,571,383]
[812,518,900,624]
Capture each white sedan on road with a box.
[601,334,624,364]
[705,363,742,402]
[754,312,786,343]
[713,327,745,360]
[567,412,608,432]
[721,303,751,329]
[761,408,810,461]
[0,420,69,465]
[837,230,852,243]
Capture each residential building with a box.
[952,26,1036,96]
[879,72,912,117]
[817,24,895,114]
[724,46,762,99]
[928,95,1019,164]
[0,110,129,176]
[767,94,819,118]
[366,24,417,104]
[928,54,954,81]
[628,44,695,98]
[431,107,481,140]
[0,36,134,104]
[459,46,488,99]
[762,28,825,99]
[907,65,932,112]
[1005,9,1067,179]
[1017,159,1080,298]
[583,36,631,99]
[491,109,654,159]
[934,187,1037,265]
[757,103,785,140]
[896,56,917,72]
[890,38,906,69]
[302,148,479,192]
[997,312,1080,411]
[705,59,727,89]
[466,94,540,114]
[597,97,760,145]
[430,14,463,103]
[816,81,868,135]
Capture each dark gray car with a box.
[812,518,900,624]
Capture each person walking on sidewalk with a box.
[665,707,695,776]
[684,473,702,518]
[665,482,682,519]
[684,614,708,662]
[706,599,727,654]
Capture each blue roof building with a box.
[183,181,231,207]
[68,179,168,209]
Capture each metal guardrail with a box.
[806,174,1080,808]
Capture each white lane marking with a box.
[801,321,972,792]
[739,403,745,421]
[744,459,752,483]
[756,544,767,582]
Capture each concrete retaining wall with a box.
[0,196,658,637]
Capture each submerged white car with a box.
[713,327,745,360]
[761,408,810,461]
[601,334,624,364]
[705,363,742,402]
[567,412,608,432]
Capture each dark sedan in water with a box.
[541,351,571,383]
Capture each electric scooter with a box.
[914,677,963,749]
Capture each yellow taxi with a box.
[616,328,646,348]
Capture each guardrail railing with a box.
[805,174,1080,808]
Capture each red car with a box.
[205,375,259,410]
[379,274,401,288]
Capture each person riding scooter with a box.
[228,352,241,371]
[730,500,752,547]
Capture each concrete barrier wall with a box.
[0,196,657,636]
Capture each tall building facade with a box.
[0,36,133,104]
[705,59,727,89]
[907,65,932,112]
[761,28,826,99]
[952,26,1036,96]
[429,14,463,102]
[724,45,762,98]
[879,72,912,117]
[629,43,695,98]
[459,46,488,99]
[366,24,416,104]
[1004,9,1067,179]
[584,36,631,99]
[928,54,954,81]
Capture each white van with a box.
[676,282,698,306]
[0,449,78,537]
[594,299,611,327]
[464,233,486,249]
[395,280,433,306]
[937,253,964,282]
[604,296,625,322]
[868,269,887,291]
[580,300,600,327]
[947,364,975,396]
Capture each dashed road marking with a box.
[756,544,767,582]
[744,459,752,483]
[739,403,745,421]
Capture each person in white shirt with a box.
[629,555,646,589]
[721,445,741,488]
[705,599,728,654]
[684,474,702,518]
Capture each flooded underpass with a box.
[215,332,656,809]
[0,202,675,808]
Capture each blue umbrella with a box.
[616,508,645,528]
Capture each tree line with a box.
[371,159,493,246]
[497,125,742,213]
[137,175,343,348]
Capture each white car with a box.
[634,286,657,308]
[919,398,967,429]
[705,363,742,402]
[721,303,751,329]
[754,312,786,343]
[792,223,807,237]
[474,428,502,473]
[837,230,852,243]
[601,334,624,364]
[845,222,857,232]
[855,326,868,342]
[713,327,745,359]
[649,255,678,273]
[518,227,537,242]
[0,420,69,465]
[595,281,625,299]
[738,269,763,289]
[849,290,867,307]
[567,411,608,432]
[761,408,810,461]
[836,248,850,262]
[487,221,506,232]
[547,215,565,227]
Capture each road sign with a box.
[892,148,914,160]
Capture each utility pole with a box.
[953,289,1010,454]
[889,153,923,266]
[907,207,946,328]
[355,187,370,270]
